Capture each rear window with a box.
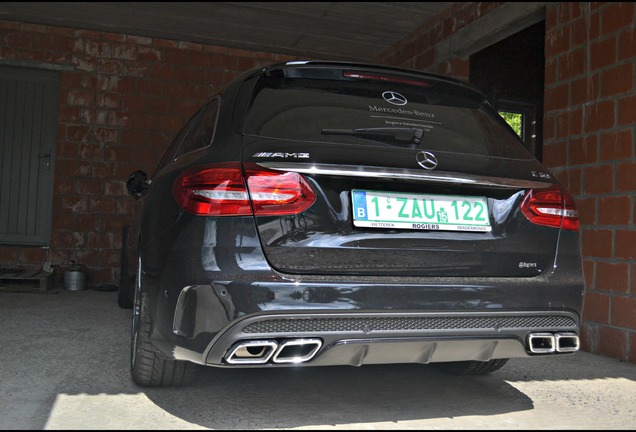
[243,68,533,160]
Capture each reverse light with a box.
[520,185,580,231]
[172,162,315,216]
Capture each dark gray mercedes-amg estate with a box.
[124,61,584,387]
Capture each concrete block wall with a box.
[0,20,296,285]
[374,2,636,364]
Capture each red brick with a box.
[162,81,188,98]
[556,108,583,138]
[128,35,152,45]
[112,43,137,60]
[545,84,570,111]
[137,79,161,96]
[72,55,96,72]
[91,162,118,179]
[598,195,632,226]
[164,49,188,65]
[581,228,613,258]
[616,230,636,259]
[612,296,636,330]
[96,93,121,109]
[148,64,174,81]
[596,326,628,361]
[573,17,590,47]
[147,98,172,115]
[101,32,126,43]
[590,36,617,70]
[94,128,119,145]
[602,2,635,35]
[585,100,616,132]
[77,178,104,196]
[558,48,585,80]
[545,57,557,85]
[79,143,104,161]
[578,197,597,225]
[600,129,633,161]
[617,161,636,192]
[569,136,598,165]
[579,322,595,352]
[124,63,149,78]
[76,214,102,232]
[601,63,634,97]
[584,164,614,194]
[618,27,636,60]
[597,262,629,292]
[556,168,582,195]
[55,177,77,195]
[630,333,636,364]
[62,160,92,177]
[66,89,94,107]
[107,111,132,128]
[545,26,572,57]
[88,196,118,213]
[153,38,179,49]
[583,259,595,288]
[582,291,610,323]
[97,59,123,75]
[132,113,158,130]
[61,195,87,213]
[4,31,31,48]
[617,94,636,126]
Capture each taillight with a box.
[172,162,315,216]
[520,185,580,231]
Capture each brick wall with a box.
[374,2,636,363]
[543,2,636,363]
[0,20,296,286]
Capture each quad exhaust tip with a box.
[225,338,322,365]
[528,332,579,354]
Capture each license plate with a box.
[351,190,491,232]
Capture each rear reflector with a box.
[520,185,580,231]
[173,162,315,216]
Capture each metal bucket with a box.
[64,268,85,291]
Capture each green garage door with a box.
[0,65,59,246]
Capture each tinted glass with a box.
[244,70,533,159]
[155,97,220,175]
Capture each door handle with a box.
[38,153,51,168]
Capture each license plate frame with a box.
[351,189,491,232]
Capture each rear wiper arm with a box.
[321,127,424,146]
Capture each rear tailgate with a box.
[240,65,561,278]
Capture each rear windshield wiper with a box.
[321,127,424,147]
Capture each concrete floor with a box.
[1,287,635,430]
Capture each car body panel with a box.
[131,61,585,372]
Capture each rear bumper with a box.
[203,309,580,367]
[162,274,583,367]
[142,216,585,368]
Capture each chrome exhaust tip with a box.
[225,340,278,364]
[528,332,556,353]
[555,332,580,352]
[272,338,322,364]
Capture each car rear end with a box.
[152,62,584,372]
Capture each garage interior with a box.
[0,1,635,368]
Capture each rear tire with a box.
[434,359,509,376]
[130,255,186,387]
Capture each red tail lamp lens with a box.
[173,162,315,216]
[521,185,580,231]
